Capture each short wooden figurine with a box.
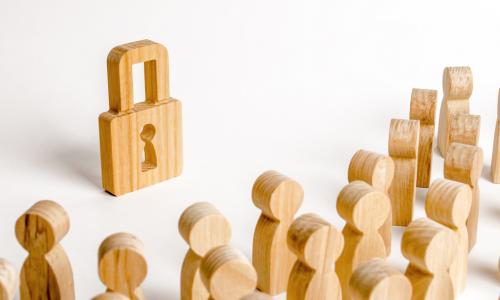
[402,218,458,300]
[15,200,75,300]
[287,213,344,300]
[99,39,183,196]
[200,245,257,300]
[348,258,412,300]
[348,149,394,254]
[98,233,148,300]
[444,142,483,251]
[179,202,231,300]
[425,179,472,294]
[336,181,391,300]
[92,293,129,300]
[409,88,437,188]
[447,113,480,148]
[388,119,420,226]
[0,259,17,300]
[491,90,500,183]
[437,66,473,156]
[251,170,303,295]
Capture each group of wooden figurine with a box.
[0,62,497,300]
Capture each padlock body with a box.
[99,98,182,196]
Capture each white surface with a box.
[1,0,499,299]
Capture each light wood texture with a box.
[388,119,420,226]
[444,142,483,251]
[491,90,500,183]
[336,181,391,300]
[348,149,394,255]
[15,200,75,300]
[349,258,412,300]
[402,218,458,300]
[437,66,473,156]
[425,179,472,294]
[240,291,273,300]
[251,170,303,295]
[409,88,437,188]
[448,113,480,148]
[287,213,344,300]
[99,39,182,196]
[179,202,231,300]
[92,293,129,300]
[98,233,147,300]
[0,259,17,300]
[200,245,257,300]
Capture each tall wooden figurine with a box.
[437,66,473,156]
[492,90,500,183]
[388,119,419,226]
[99,39,182,196]
[179,202,231,300]
[336,181,390,300]
[348,149,394,254]
[447,113,480,147]
[425,179,472,294]
[252,170,303,295]
[402,218,458,300]
[287,214,344,300]
[409,88,437,188]
[15,200,75,300]
[444,142,483,251]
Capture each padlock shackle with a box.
[107,39,169,112]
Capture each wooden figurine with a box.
[409,88,437,188]
[437,66,473,156]
[448,113,480,148]
[15,200,75,300]
[287,213,344,300]
[179,202,231,300]
[336,181,391,300]
[98,233,147,300]
[425,179,472,294]
[348,258,412,300]
[492,90,500,183]
[99,39,183,196]
[251,170,304,295]
[348,149,394,254]
[240,292,273,300]
[92,293,129,300]
[444,142,483,251]
[0,259,17,300]
[388,119,420,226]
[402,218,458,300]
[200,245,257,300]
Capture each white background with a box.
[1,0,499,299]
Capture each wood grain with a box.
[388,119,420,226]
[348,149,394,255]
[99,39,182,196]
[425,179,471,294]
[15,200,74,300]
[251,170,303,295]
[448,113,480,148]
[491,89,500,183]
[0,259,17,300]
[287,213,344,300]
[349,258,412,300]
[92,293,129,300]
[409,88,437,188]
[179,202,231,300]
[437,66,473,156]
[336,181,390,300]
[444,142,483,251]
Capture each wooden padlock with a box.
[99,39,182,196]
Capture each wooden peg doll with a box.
[425,179,472,293]
[336,181,391,300]
[287,213,344,300]
[179,202,232,300]
[0,259,17,300]
[252,170,303,295]
[492,90,500,183]
[98,233,148,300]
[448,113,480,148]
[348,149,394,254]
[92,293,129,300]
[15,200,75,300]
[240,291,273,300]
[402,218,458,300]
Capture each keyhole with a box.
[140,124,157,172]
